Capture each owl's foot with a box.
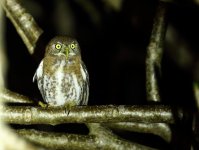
[65,101,77,109]
[38,101,48,108]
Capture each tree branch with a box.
[0,88,173,142]
[146,2,167,102]
[87,123,155,150]
[0,4,39,150]
[17,127,155,150]
[145,1,172,143]
[0,88,34,104]
[0,105,183,125]
[0,0,43,55]
[17,129,97,150]
[104,122,171,142]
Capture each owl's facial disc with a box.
[53,40,79,59]
[65,44,76,59]
[68,43,77,56]
[54,43,68,58]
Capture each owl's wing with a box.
[33,60,46,101]
[33,60,43,82]
[80,61,89,105]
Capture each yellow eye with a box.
[55,43,62,50]
[70,43,76,49]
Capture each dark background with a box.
[4,0,199,149]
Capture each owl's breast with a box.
[42,57,83,106]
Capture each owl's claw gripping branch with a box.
[0,0,43,54]
[38,101,47,108]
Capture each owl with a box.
[33,36,89,107]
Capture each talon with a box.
[38,101,47,108]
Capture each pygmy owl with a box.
[33,36,89,107]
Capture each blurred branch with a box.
[0,88,34,104]
[0,0,7,87]
[102,0,123,11]
[145,2,172,144]
[0,125,40,150]
[146,2,167,102]
[74,0,101,25]
[1,105,183,125]
[104,122,171,142]
[193,82,199,110]
[0,0,43,55]
[0,4,39,150]
[192,83,199,149]
[193,0,199,5]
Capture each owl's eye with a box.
[70,43,76,49]
[55,43,62,50]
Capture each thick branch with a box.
[0,0,43,54]
[146,2,167,102]
[17,128,155,150]
[0,105,183,125]
[0,5,39,150]
[0,89,172,141]
[17,129,97,150]
[104,122,171,142]
[87,123,155,150]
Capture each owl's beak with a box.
[65,47,69,59]
[59,47,69,59]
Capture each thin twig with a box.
[146,2,167,102]
[0,105,183,125]
[145,0,172,143]
[0,0,43,54]
[145,2,172,143]
[193,82,199,110]
[0,88,34,104]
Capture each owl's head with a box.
[45,36,81,58]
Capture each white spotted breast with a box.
[33,56,88,107]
